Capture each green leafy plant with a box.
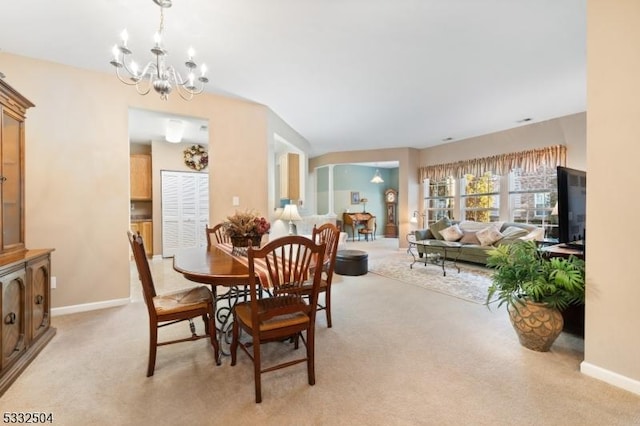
[486,240,585,311]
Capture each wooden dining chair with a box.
[304,223,340,327]
[206,223,230,246]
[357,217,376,241]
[230,235,326,403]
[128,231,219,376]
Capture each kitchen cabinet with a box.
[130,154,152,200]
[279,153,299,201]
[131,221,153,257]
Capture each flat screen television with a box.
[556,166,586,247]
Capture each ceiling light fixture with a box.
[109,0,209,101]
[165,119,185,143]
[370,169,384,184]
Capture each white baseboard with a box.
[581,361,640,396]
[51,297,131,317]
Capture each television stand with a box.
[560,240,585,250]
[540,243,584,260]
[539,243,585,337]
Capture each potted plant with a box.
[223,210,271,250]
[485,240,585,352]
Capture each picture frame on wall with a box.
[350,191,360,204]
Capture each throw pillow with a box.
[439,224,463,242]
[459,231,481,245]
[413,229,431,241]
[476,225,504,246]
[429,217,451,241]
[501,226,530,239]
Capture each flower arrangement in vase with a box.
[223,210,271,250]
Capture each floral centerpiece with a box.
[223,210,270,249]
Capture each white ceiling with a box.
[0,0,586,157]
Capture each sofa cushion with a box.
[519,227,545,241]
[429,217,451,241]
[459,231,481,245]
[476,225,504,246]
[501,226,530,238]
[414,229,431,241]
[497,227,529,245]
[439,224,463,242]
[460,220,505,233]
[459,220,489,232]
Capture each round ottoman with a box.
[335,249,368,276]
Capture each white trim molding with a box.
[51,298,131,317]
[581,361,640,396]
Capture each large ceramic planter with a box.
[507,299,564,352]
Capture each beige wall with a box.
[582,0,640,393]
[1,52,275,309]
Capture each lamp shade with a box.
[280,204,302,221]
[370,169,384,183]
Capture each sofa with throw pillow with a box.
[411,217,544,265]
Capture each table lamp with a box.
[360,198,368,213]
[280,203,302,235]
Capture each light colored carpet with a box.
[368,251,492,304]
[2,238,640,425]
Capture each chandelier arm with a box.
[114,66,140,86]
[176,88,195,101]
[134,80,152,96]
[167,66,196,100]
[175,79,206,100]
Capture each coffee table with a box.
[409,240,462,276]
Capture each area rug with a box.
[368,252,493,304]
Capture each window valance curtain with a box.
[418,145,567,181]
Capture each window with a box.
[425,177,455,225]
[422,167,556,234]
[509,165,557,237]
[461,172,500,222]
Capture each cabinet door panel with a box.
[1,268,27,368]
[1,110,24,250]
[28,257,50,341]
[130,155,152,200]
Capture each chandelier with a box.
[109,0,208,101]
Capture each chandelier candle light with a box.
[110,0,209,100]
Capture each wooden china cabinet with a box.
[0,79,55,395]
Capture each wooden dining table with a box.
[173,244,255,287]
[173,244,260,360]
[173,241,327,360]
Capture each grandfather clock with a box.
[384,188,398,238]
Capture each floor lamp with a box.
[280,204,302,235]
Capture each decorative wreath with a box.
[183,144,208,171]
